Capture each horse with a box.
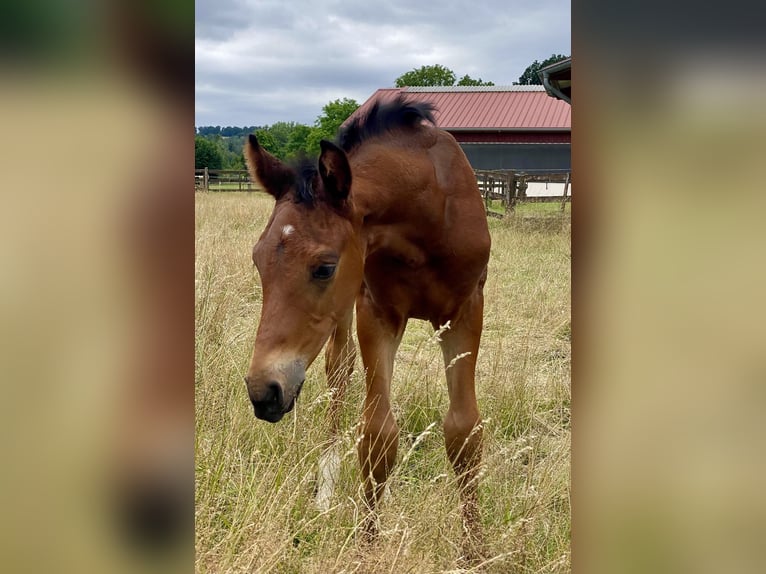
[243,96,491,558]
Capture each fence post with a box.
[477,172,490,211]
[517,175,528,199]
[204,167,209,191]
[560,172,570,212]
[505,171,516,217]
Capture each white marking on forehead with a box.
[281,224,295,238]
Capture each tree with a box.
[219,135,246,169]
[195,136,222,169]
[265,121,300,157]
[456,74,495,86]
[306,98,359,155]
[284,124,314,159]
[254,129,279,156]
[197,125,222,136]
[221,126,241,137]
[515,54,569,85]
[394,65,495,88]
[395,64,456,87]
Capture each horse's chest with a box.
[364,228,429,274]
[362,233,456,319]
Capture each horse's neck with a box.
[350,147,432,222]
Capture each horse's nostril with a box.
[251,381,285,423]
[267,382,282,404]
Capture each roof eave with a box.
[541,73,571,105]
[444,127,570,132]
[538,58,572,104]
[538,57,572,75]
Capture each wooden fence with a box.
[195,168,257,192]
[196,167,571,214]
[475,169,571,216]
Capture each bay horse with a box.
[243,96,490,557]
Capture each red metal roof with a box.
[347,86,570,132]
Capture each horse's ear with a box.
[318,140,351,203]
[245,134,293,200]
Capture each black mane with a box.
[290,156,318,206]
[284,97,435,206]
[337,95,436,153]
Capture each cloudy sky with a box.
[195,0,570,127]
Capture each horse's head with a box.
[243,135,363,422]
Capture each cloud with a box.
[195,0,571,126]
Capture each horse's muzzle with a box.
[245,361,305,423]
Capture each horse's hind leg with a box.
[436,288,486,561]
[355,288,404,540]
[316,308,356,511]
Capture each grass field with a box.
[484,199,570,219]
[195,192,571,573]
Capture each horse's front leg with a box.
[355,289,405,541]
[436,288,486,563]
[316,307,356,511]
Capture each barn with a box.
[347,85,571,172]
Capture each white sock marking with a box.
[316,444,341,512]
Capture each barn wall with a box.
[459,143,571,171]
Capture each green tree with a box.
[201,133,241,169]
[221,126,241,137]
[249,121,317,160]
[265,121,299,157]
[395,64,456,87]
[254,128,279,156]
[219,135,246,169]
[195,136,222,169]
[197,125,222,136]
[284,124,314,159]
[306,98,359,155]
[456,74,495,86]
[515,54,569,85]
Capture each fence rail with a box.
[474,169,570,213]
[195,167,571,212]
[195,168,257,192]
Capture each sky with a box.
[195,0,570,128]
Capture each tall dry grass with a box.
[195,192,570,573]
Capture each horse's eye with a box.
[312,264,336,281]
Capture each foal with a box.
[244,97,490,555]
